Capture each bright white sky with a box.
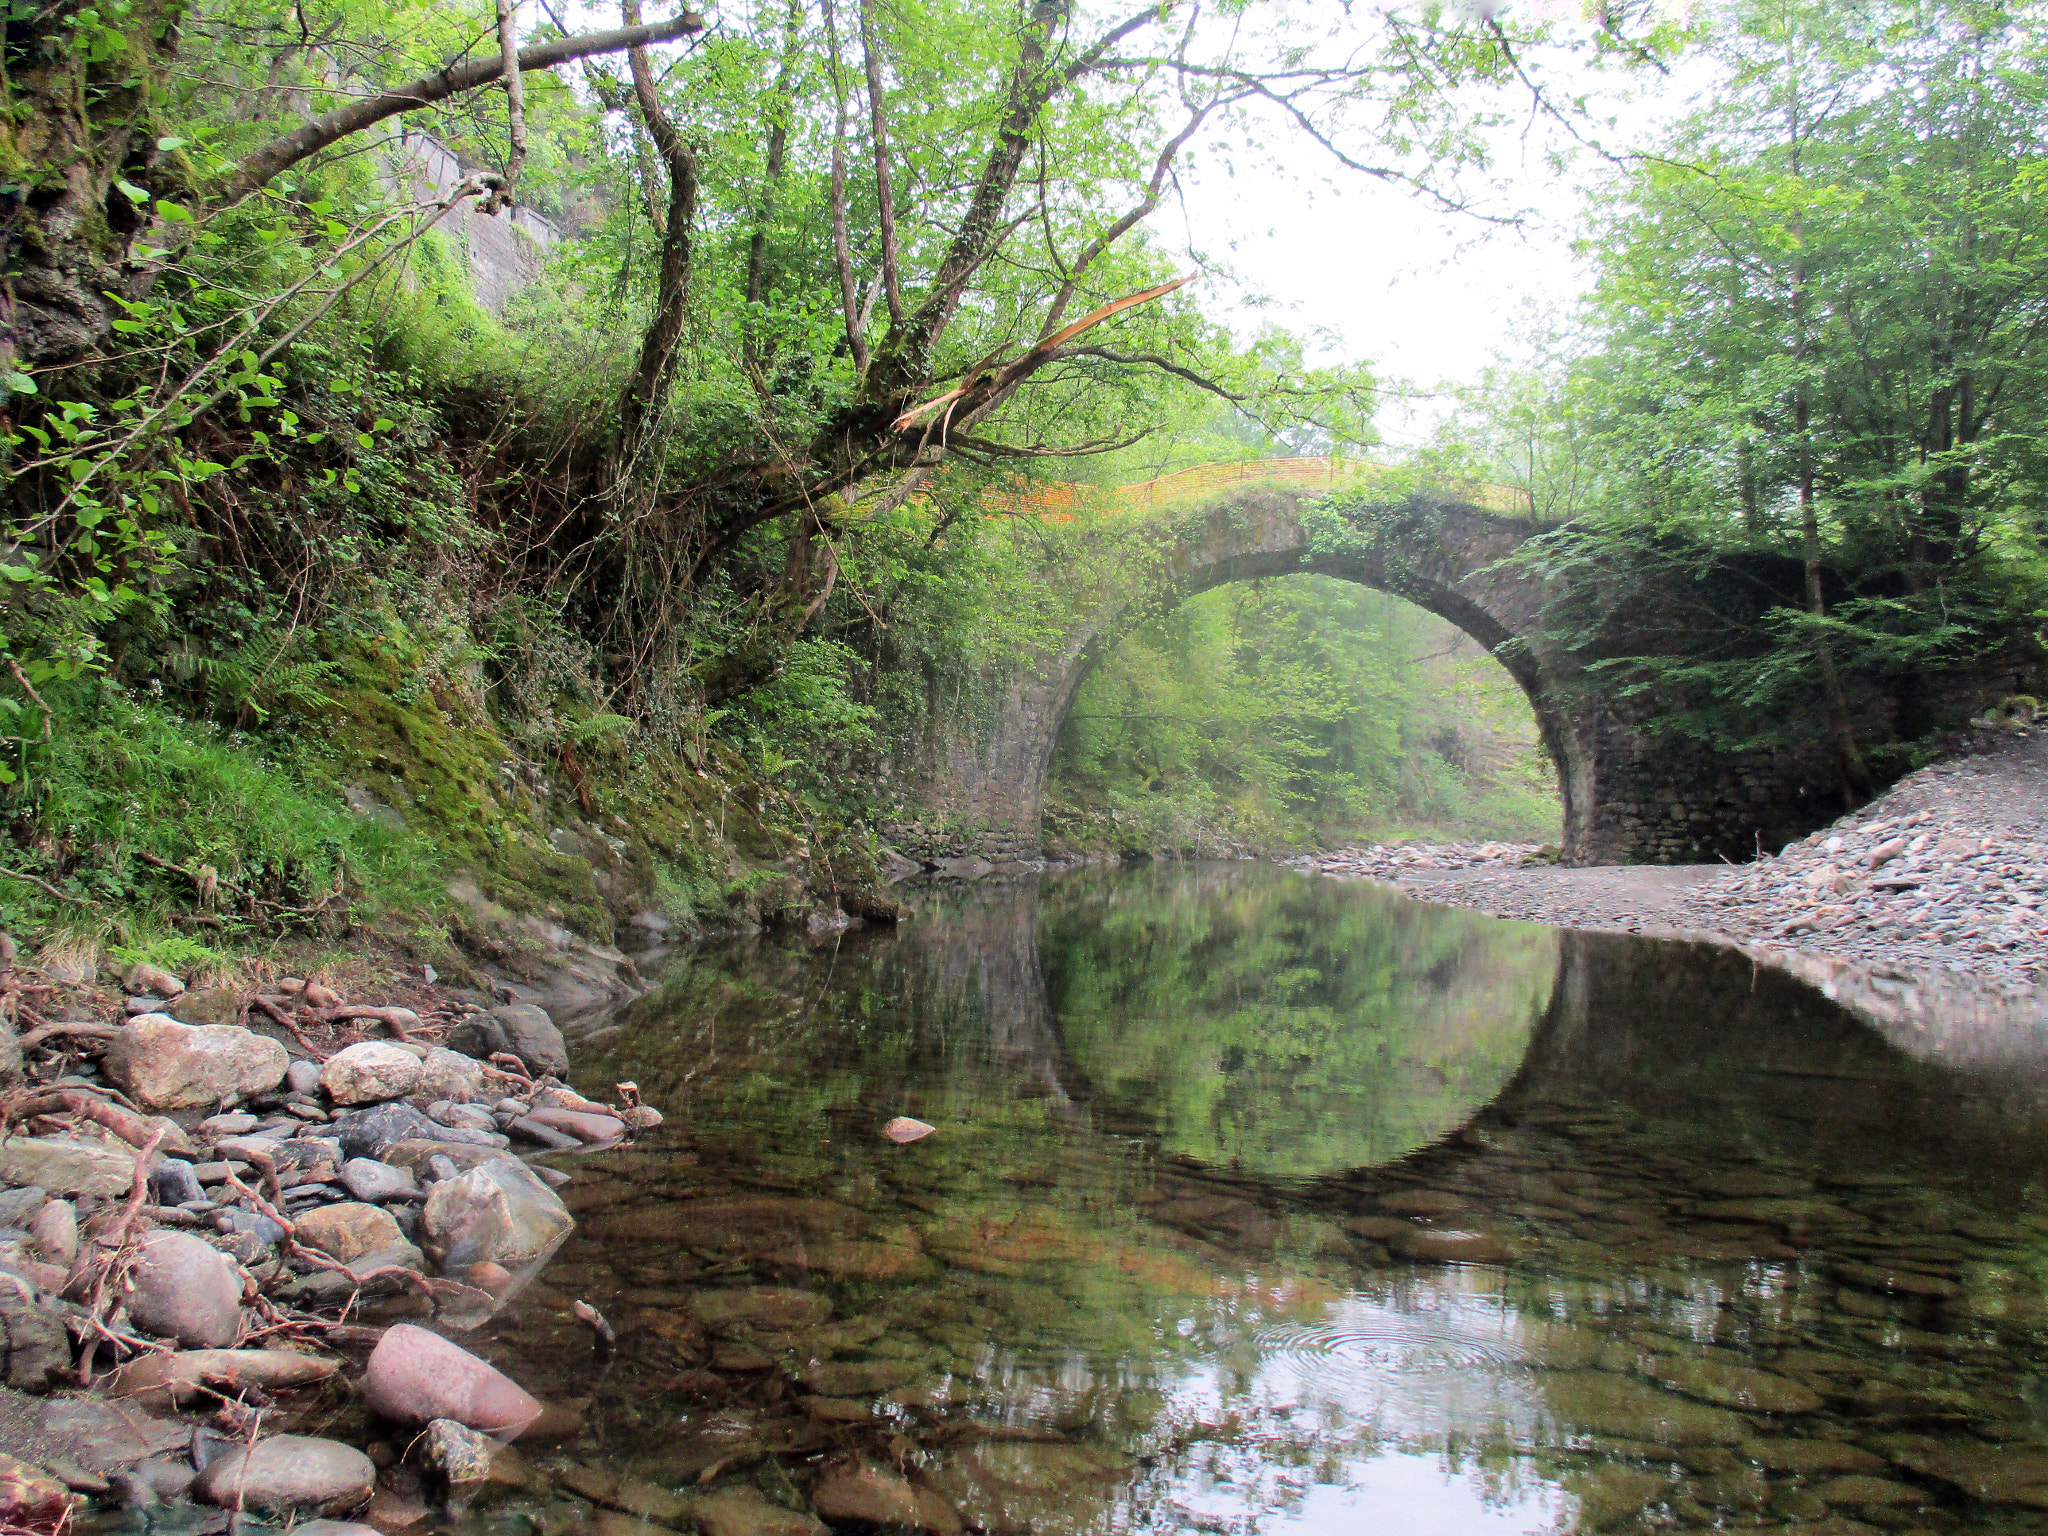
[1157,8,1710,443]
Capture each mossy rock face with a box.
[313,629,859,948]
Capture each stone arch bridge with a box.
[884,463,2016,867]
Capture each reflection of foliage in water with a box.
[1039,864,1556,1179]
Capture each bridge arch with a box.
[1035,487,1592,852]
[884,468,2016,867]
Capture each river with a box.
[479,862,2048,1534]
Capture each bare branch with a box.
[221,12,706,202]
[618,0,701,452]
[485,0,528,213]
[859,0,905,325]
[821,0,870,375]
[1054,344,1246,403]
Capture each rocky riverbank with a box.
[1293,727,2048,994]
[0,956,660,1532]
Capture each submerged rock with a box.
[1539,1372,1751,1445]
[422,1158,574,1272]
[811,1463,962,1533]
[1646,1354,1823,1414]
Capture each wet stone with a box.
[1646,1354,1824,1414]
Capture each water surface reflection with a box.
[479,863,2048,1536]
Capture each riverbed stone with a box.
[341,1157,418,1203]
[294,1201,404,1264]
[1872,1434,2048,1502]
[422,1158,573,1272]
[1390,1226,1520,1264]
[363,1323,542,1435]
[689,1287,832,1332]
[169,988,242,1026]
[811,1463,962,1533]
[1831,1260,1963,1298]
[104,1018,288,1110]
[419,1049,489,1101]
[1811,1474,1930,1509]
[320,1042,423,1105]
[1646,1355,1822,1414]
[1742,1438,1887,1475]
[127,1230,242,1348]
[687,1487,830,1536]
[193,1434,375,1513]
[1541,1373,1751,1445]
[108,1348,340,1406]
[122,962,186,999]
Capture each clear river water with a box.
[480,862,2048,1535]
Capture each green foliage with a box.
[0,678,440,936]
[1050,576,1560,849]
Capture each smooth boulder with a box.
[108,1349,340,1407]
[103,1017,288,1110]
[422,1159,574,1272]
[193,1435,374,1513]
[0,1133,137,1197]
[320,1042,424,1105]
[450,1005,566,1077]
[127,1231,242,1348]
[363,1324,541,1435]
[294,1202,405,1264]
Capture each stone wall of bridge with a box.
[880,479,2034,868]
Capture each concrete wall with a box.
[384,128,561,313]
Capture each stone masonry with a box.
[884,482,2034,867]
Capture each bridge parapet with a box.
[980,456,1530,520]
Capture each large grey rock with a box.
[0,1290,73,1388]
[341,1158,418,1203]
[418,1049,488,1102]
[449,1005,566,1077]
[103,1017,287,1110]
[319,1042,423,1106]
[330,1103,440,1159]
[192,1434,374,1514]
[0,1133,139,1197]
[422,1160,573,1273]
[128,1230,242,1348]
[363,1324,541,1435]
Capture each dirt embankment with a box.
[1295,728,2048,996]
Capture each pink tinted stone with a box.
[362,1323,541,1436]
[883,1117,935,1144]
